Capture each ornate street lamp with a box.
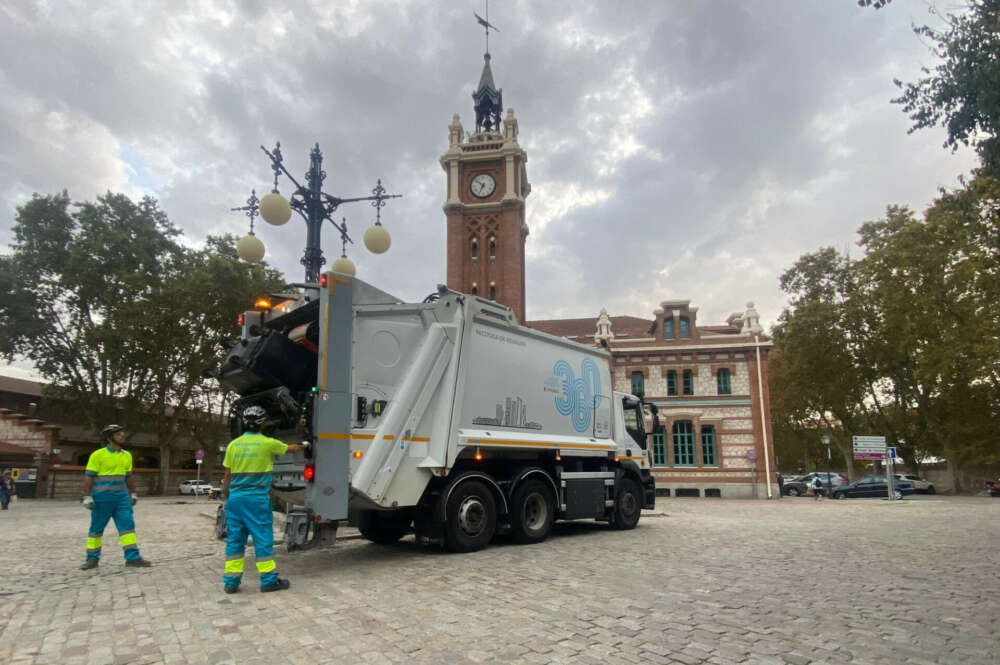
[233,142,400,282]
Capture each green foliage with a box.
[0,192,285,453]
[893,0,1000,173]
[770,175,1000,485]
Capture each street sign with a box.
[887,446,898,460]
[852,435,886,460]
[195,449,205,461]
[195,459,203,465]
[746,450,757,462]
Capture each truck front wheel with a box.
[356,509,412,545]
[510,479,555,545]
[610,477,642,530]
[444,480,497,553]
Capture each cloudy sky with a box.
[0,0,979,348]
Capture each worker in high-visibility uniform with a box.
[221,406,306,593]
[80,424,152,570]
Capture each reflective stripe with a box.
[226,552,245,561]
[256,559,277,573]
[94,474,127,483]
[120,532,137,547]
[123,544,138,552]
[92,486,127,493]
[86,537,102,549]
[224,558,245,573]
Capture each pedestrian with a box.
[812,475,824,500]
[80,425,152,569]
[221,405,306,594]
[1,469,13,510]
[777,472,785,497]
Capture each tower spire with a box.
[472,4,502,134]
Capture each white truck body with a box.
[219,274,655,551]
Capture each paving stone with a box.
[1,496,997,665]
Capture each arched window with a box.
[679,316,691,339]
[489,284,496,300]
[471,283,478,296]
[667,370,677,396]
[717,368,731,395]
[701,425,717,466]
[673,421,695,466]
[489,237,496,263]
[471,239,478,259]
[630,371,645,398]
[682,369,694,395]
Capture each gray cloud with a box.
[0,0,978,345]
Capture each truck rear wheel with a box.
[510,478,555,544]
[444,480,497,553]
[610,477,642,530]
[356,509,412,545]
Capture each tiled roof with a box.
[0,441,38,456]
[527,316,654,340]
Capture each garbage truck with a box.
[214,274,655,552]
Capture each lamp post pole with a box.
[821,433,832,498]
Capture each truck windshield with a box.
[622,397,646,449]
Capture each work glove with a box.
[82,496,94,510]
[130,493,138,506]
[302,440,312,450]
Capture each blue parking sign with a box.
[887,446,897,460]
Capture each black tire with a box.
[610,477,642,530]
[927,486,935,495]
[787,488,800,497]
[443,479,497,553]
[356,509,412,545]
[510,478,555,545]
[834,491,846,500]
[893,489,904,500]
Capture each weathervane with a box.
[474,1,499,55]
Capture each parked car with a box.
[179,479,214,495]
[833,476,915,500]
[782,476,810,496]
[987,479,1000,497]
[894,473,935,494]
[798,472,849,489]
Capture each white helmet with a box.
[242,405,267,429]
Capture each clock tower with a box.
[441,52,530,322]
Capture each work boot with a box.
[125,558,152,567]
[261,578,290,593]
[223,585,240,595]
[80,559,99,570]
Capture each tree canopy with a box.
[0,191,284,481]
[893,0,1000,174]
[770,175,1000,488]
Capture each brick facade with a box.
[530,301,777,499]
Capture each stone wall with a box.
[48,466,221,499]
[0,409,58,455]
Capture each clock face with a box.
[470,173,496,198]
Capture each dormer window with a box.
[664,318,675,340]
[679,316,691,339]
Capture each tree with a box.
[0,192,285,491]
[770,175,1000,490]
[893,0,1000,174]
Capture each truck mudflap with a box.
[641,469,656,509]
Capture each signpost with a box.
[195,449,205,495]
[852,435,895,501]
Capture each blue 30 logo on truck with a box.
[553,358,601,432]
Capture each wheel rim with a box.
[621,489,639,519]
[457,495,487,537]
[894,490,903,500]
[522,492,547,532]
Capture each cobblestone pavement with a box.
[0,495,997,665]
